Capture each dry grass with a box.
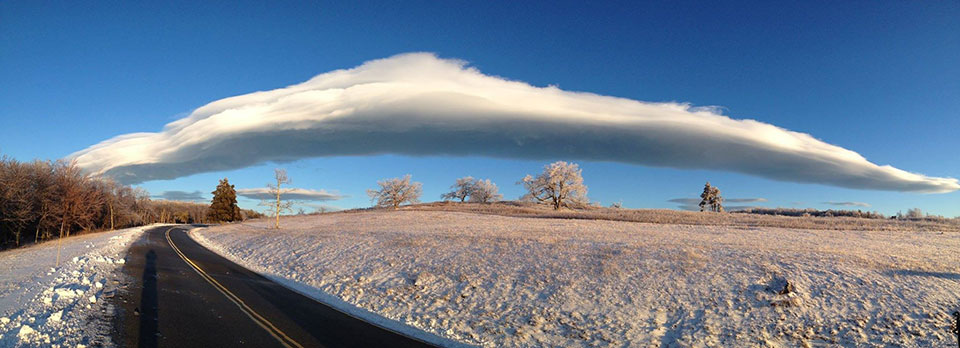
[332,201,960,232]
[200,210,960,346]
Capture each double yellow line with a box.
[165,227,304,348]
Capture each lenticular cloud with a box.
[236,188,343,201]
[70,53,959,193]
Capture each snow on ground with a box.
[0,226,149,347]
[192,211,960,347]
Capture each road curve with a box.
[113,225,433,347]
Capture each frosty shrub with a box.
[441,176,476,202]
[519,161,588,210]
[367,174,423,209]
[469,179,502,204]
[906,208,924,219]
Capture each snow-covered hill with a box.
[192,211,960,347]
[0,226,148,347]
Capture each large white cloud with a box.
[70,53,958,193]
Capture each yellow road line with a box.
[164,227,304,348]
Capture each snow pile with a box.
[192,212,960,347]
[0,226,148,347]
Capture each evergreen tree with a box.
[208,178,242,222]
[699,182,724,212]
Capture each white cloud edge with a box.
[68,52,959,193]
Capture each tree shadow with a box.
[889,269,960,280]
[139,249,158,348]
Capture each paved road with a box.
[113,225,432,348]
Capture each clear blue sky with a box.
[1,1,958,216]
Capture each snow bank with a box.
[0,226,149,347]
[192,212,960,347]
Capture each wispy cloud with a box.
[667,198,701,205]
[236,187,343,201]
[301,202,344,213]
[152,190,206,201]
[70,53,959,193]
[727,198,767,203]
[822,201,871,207]
[674,203,762,212]
[669,197,767,211]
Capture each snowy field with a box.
[0,226,148,347]
[192,211,960,347]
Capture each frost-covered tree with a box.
[699,182,724,212]
[441,176,476,202]
[899,208,924,219]
[368,174,423,209]
[469,179,502,203]
[520,161,588,210]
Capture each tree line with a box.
[0,156,258,250]
[367,161,725,212]
[365,161,917,221]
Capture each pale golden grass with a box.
[330,201,960,232]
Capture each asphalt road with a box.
[113,225,432,348]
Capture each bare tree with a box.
[519,161,588,210]
[468,179,502,203]
[31,160,58,242]
[0,160,35,246]
[260,169,294,229]
[54,160,104,266]
[367,174,422,209]
[441,176,476,202]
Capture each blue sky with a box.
[1,1,958,216]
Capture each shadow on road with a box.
[139,249,159,348]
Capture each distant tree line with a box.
[0,156,259,251]
[367,161,945,221]
[734,207,886,219]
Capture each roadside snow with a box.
[0,226,149,347]
[192,212,960,347]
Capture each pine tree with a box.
[699,182,724,212]
[699,182,713,212]
[208,178,242,222]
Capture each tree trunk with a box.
[274,177,281,229]
[56,218,65,267]
[109,203,114,230]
